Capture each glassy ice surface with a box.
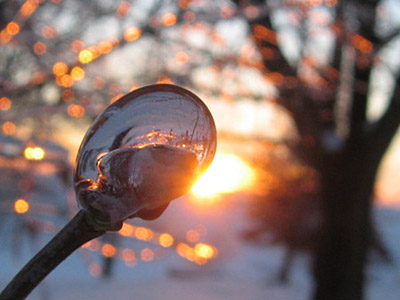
[74,84,217,223]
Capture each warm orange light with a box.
[88,263,102,277]
[0,97,12,111]
[159,233,174,247]
[176,242,214,264]
[57,74,74,88]
[121,249,136,265]
[219,6,234,19]
[325,0,337,6]
[88,240,100,251]
[162,13,177,26]
[109,37,120,48]
[191,152,255,198]
[352,34,373,54]
[124,27,141,42]
[33,42,46,55]
[2,121,16,135]
[156,75,173,84]
[78,49,94,64]
[52,62,68,76]
[176,243,218,265]
[117,1,131,18]
[268,72,284,85]
[101,243,116,258]
[119,222,135,237]
[194,256,208,265]
[175,51,189,64]
[194,243,216,259]
[67,104,85,118]
[0,30,12,44]
[81,241,92,248]
[211,33,225,45]
[110,94,123,104]
[310,0,323,6]
[186,229,200,243]
[176,243,189,257]
[253,25,277,45]
[87,46,100,59]
[14,199,30,214]
[179,0,191,9]
[41,26,56,38]
[6,22,20,36]
[61,89,74,101]
[135,227,154,241]
[31,72,46,84]
[20,1,38,17]
[72,40,84,52]
[24,146,45,160]
[140,248,154,261]
[98,40,113,54]
[70,66,85,81]
[181,245,196,262]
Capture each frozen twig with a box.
[0,210,105,300]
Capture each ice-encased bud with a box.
[78,144,198,224]
[74,84,217,226]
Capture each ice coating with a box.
[74,84,217,223]
[78,144,199,224]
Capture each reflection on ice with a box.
[74,84,217,223]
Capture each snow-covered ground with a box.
[0,172,399,300]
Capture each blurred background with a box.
[0,0,400,299]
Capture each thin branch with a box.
[348,1,378,140]
[371,76,400,144]
[374,27,400,53]
[0,210,105,300]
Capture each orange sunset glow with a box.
[191,151,256,199]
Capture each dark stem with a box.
[0,210,105,300]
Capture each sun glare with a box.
[191,152,255,198]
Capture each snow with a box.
[0,173,399,300]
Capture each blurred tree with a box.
[242,149,323,284]
[1,0,400,300]
[232,1,400,300]
[243,147,391,284]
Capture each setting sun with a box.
[191,152,255,198]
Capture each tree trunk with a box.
[313,140,380,300]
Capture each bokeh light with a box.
[78,49,94,64]
[124,27,141,42]
[194,243,217,259]
[162,13,177,26]
[159,233,174,247]
[70,66,86,81]
[6,22,20,36]
[24,146,45,160]
[14,199,30,214]
[33,42,46,55]
[0,97,12,111]
[140,248,154,261]
[101,243,117,258]
[67,104,85,117]
[53,62,68,76]
[2,121,16,135]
